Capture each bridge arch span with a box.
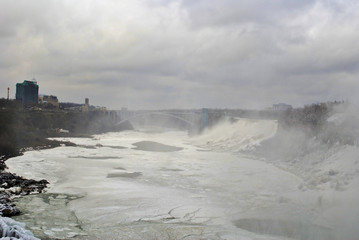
[117,112,197,127]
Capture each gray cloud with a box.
[1,0,359,109]
[180,0,314,27]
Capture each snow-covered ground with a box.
[6,118,359,239]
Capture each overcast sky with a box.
[1,0,358,110]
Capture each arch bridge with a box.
[117,109,210,130]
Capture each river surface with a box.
[7,127,337,240]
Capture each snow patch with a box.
[0,217,39,240]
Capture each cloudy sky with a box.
[1,0,358,110]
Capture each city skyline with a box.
[1,0,359,110]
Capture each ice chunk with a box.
[0,217,39,240]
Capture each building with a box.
[16,80,39,106]
[39,95,59,108]
[273,103,292,111]
[82,98,90,111]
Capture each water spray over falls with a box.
[5,113,359,239]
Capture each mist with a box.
[1,0,359,239]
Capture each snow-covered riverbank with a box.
[6,118,359,239]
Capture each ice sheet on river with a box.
[6,119,359,239]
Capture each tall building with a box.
[16,80,39,106]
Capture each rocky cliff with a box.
[0,100,132,161]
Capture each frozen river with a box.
[6,119,352,239]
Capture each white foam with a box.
[192,118,278,151]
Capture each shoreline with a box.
[0,139,78,239]
[0,104,133,238]
[4,121,359,239]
